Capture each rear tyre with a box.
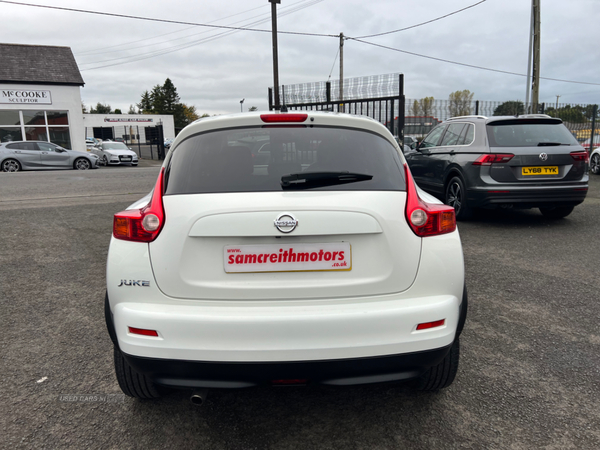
[539,206,574,219]
[415,338,460,391]
[114,345,165,399]
[591,153,600,175]
[2,158,21,172]
[445,176,472,220]
[102,155,109,166]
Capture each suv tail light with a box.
[472,154,514,165]
[570,151,589,163]
[113,168,165,242]
[404,164,456,237]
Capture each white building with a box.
[1,43,175,153]
[0,43,86,153]
[82,114,175,144]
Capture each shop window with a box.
[0,126,23,142]
[49,127,71,149]
[22,110,46,126]
[47,111,69,125]
[25,127,48,142]
[0,111,20,126]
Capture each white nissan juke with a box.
[105,111,467,402]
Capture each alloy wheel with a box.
[591,154,600,175]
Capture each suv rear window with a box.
[487,119,579,147]
[165,126,406,195]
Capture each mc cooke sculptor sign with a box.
[1,89,52,104]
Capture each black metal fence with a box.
[269,73,598,152]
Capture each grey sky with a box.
[2,0,599,114]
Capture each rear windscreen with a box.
[165,126,406,195]
[486,120,579,147]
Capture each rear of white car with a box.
[105,111,466,399]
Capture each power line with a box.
[0,0,336,39]
[354,0,487,39]
[347,37,600,87]
[78,0,325,71]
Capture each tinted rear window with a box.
[487,120,578,147]
[165,126,406,195]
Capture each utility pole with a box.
[339,33,344,103]
[525,0,534,111]
[269,0,281,111]
[531,0,541,114]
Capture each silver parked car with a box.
[91,141,139,166]
[0,141,99,172]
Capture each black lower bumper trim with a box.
[123,346,452,389]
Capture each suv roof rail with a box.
[447,115,488,120]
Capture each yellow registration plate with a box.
[522,166,559,176]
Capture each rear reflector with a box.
[473,154,514,165]
[260,113,308,123]
[416,319,445,331]
[128,327,159,337]
[404,164,456,237]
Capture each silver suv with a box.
[405,115,589,219]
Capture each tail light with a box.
[570,151,589,163]
[113,168,165,242]
[472,154,514,165]
[404,164,456,237]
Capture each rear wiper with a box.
[281,171,373,189]
[537,142,567,146]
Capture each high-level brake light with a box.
[260,113,308,123]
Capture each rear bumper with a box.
[122,345,452,388]
[468,184,588,209]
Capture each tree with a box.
[114,109,122,114]
[410,100,421,116]
[420,97,434,117]
[89,102,112,114]
[137,91,153,114]
[82,102,88,113]
[181,104,200,126]
[248,106,258,112]
[545,105,587,123]
[127,104,137,114]
[493,101,525,116]
[448,90,474,117]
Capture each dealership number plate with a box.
[121,157,131,161]
[224,242,351,273]
[522,166,558,175]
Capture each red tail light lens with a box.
[472,154,514,165]
[570,151,589,163]
[113,168,165,242]
[260,113,308,123]
[416,319,445,330]
[404,164,456,237]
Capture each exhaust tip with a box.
[190,389,208,406]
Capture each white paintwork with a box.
[107,111,465,364]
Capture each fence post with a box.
[540,103,545,114]
[268,88,273,111]
[590,104,598,154]
[326,81,331,103]
[475,100,479,116]
[398,73,405,145]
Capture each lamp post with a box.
[269,0,281,110]
[240,98,245,112]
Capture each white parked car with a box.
[92,141,138,166]
[105,111,467,402]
